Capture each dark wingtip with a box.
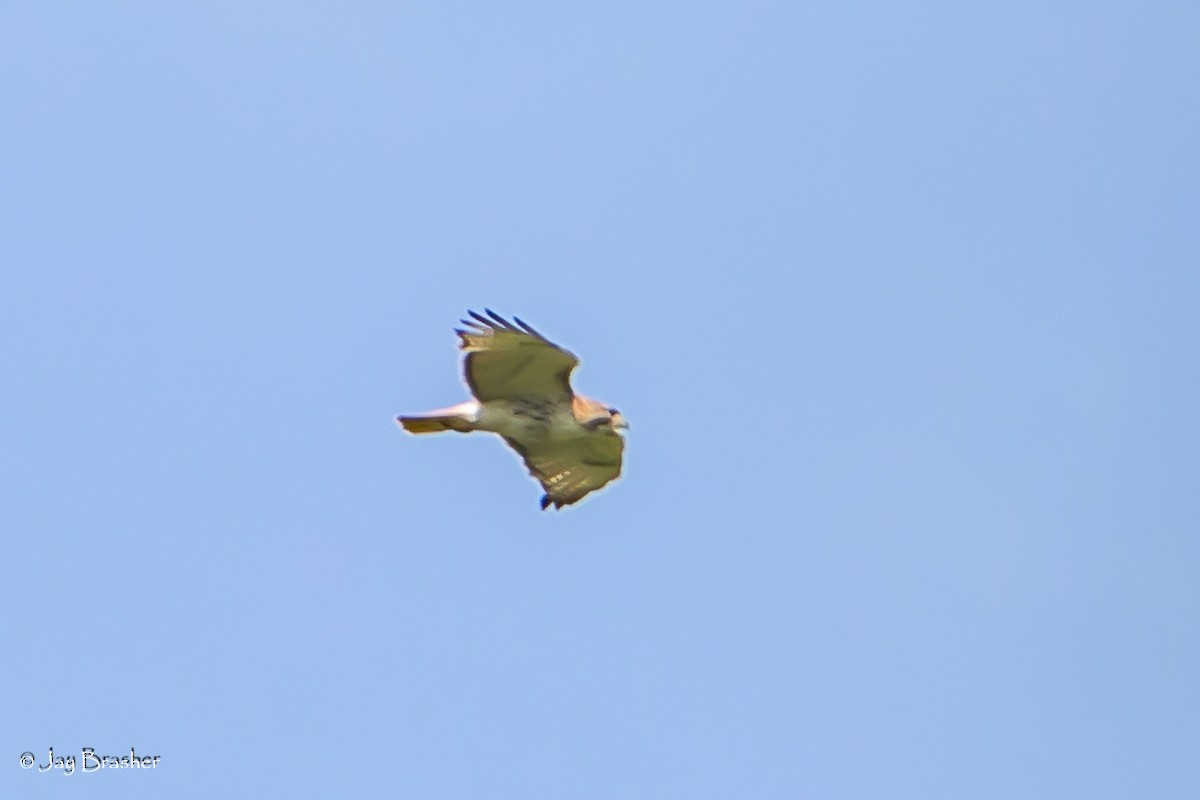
[512,315,546,340]
[540,495,552,511]
[485,309,520,331]
[464,309,535,337]
[460,318,488,333]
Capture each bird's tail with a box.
[395,401,479,434]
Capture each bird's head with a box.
[574,396,629,432]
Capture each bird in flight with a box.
[396,310,628,510]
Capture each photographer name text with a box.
[19,747,160,775]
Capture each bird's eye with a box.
[608,408,619,415]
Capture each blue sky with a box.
[2,2,1198,797]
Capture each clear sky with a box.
[2,2,1198,798]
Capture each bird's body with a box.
[396,310,628,510]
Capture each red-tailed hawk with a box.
[396,310,628,510]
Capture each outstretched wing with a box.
[457,309,579,403]
[504,432,625,510]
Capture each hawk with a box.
[396,310,628,510]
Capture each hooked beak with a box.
[612,413,630,430]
